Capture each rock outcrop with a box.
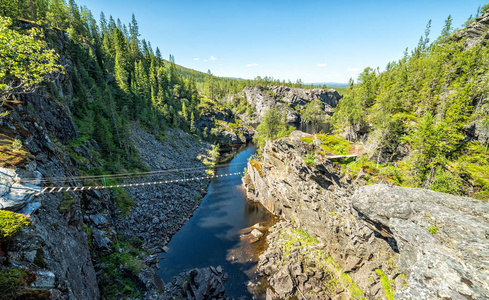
[163,266,230,300]
[243,130,489,299]
[240,86,342,123]
[196,105,255,145]
[455,10,489,48]
[352,185,489,299]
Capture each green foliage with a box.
[58,192,75,213]
[0,268,35,300]
[300,136,313,144]
[11,139,22,151]
[375,269,394,300]
[99,239,146,299]
[254,107,294,147]
[302,99,325,133]
[296,228,319,244]
[111,187,133,216]
[34,248,47,268]
[317,134,350,155]
[0,16,62,105]
[0,141,29,168]
[0,210,29,242]
[428,221,440,234]
[429,168,464,194]
[303,153,315,166]
[330,7,489,196]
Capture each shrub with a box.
[429,168,464,195]
[0,268,35,299]
[303,153,315,166]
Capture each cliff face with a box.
[243,131,489,299]
[0,28,220,299]
[195,105,255,145]
[1,93,100,298]
[240,86,342,123]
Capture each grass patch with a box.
[111,187,133,216]
[375,269,394,300]
[99,239,147,299]
[301,137,313,144]
[58,192,75,213]
[316,134,350,155]
[0,268,36,299]
[0,211,29,242]
[303,153,315,167]
[0,143,29,168]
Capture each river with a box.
[158,123,329,298]
[157,143,274,298]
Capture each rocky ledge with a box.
[352,184,489,299]
[244,130,489,299]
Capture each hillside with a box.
[331,7,489,200]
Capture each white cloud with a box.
[210,56,217,60]
[204,60,208,62]
[346,67,360,73]
[193,58,200,60]
[316,63,328,67]
[247,63,259,67]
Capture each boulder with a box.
[352,184,489,299]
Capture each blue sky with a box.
[77,0,487,83]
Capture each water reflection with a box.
[158,144,273,298]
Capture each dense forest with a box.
[331,4,489,198]
[0,0,323,175]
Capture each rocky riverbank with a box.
[116,123,213,253]
[243,130,489,299]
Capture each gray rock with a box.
[251,228,264,238]
[240,86,342,123]
[352,185,489,300]
[0,167,42,213]
[30,270,56,289]
[89,214,108,227]
[455,10,489,48]
[163,267,230,299]
[92,228,111,252]
[270,268,294,297]
[244,132,489,299]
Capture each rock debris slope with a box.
[116,123,212,253]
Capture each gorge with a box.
[2,1,489,300]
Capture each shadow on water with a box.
[158,143,274,298]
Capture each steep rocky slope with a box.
[243,131,489,299]
[1,94,100,298]
[0,93,224,298]
[239,86,342,123]
[196,104,255,144]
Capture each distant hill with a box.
[308,82,349,88]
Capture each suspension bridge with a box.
[14,162,248,195]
